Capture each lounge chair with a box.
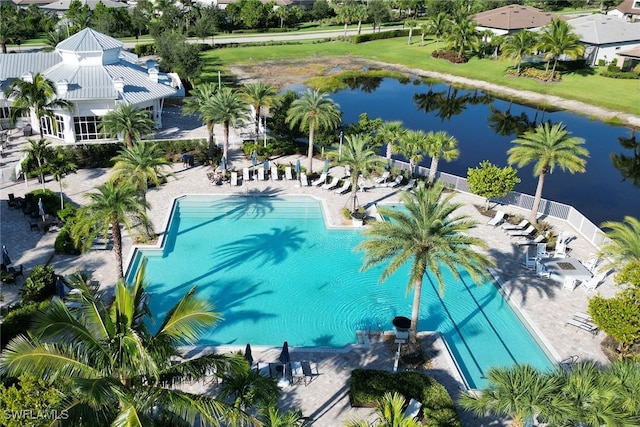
[312,172,327,186]
[271,165,279,181]
[357,176,374,192]
[230,172,239,186]
[322,175,339,190]
[344,165,351,178]
[580,273,606,292]
[242,168,251,183]
[582,254,601,273]
[334,180,351,194]
[299,173,309,187]
[565,319,598,336]
[258,168,265,181]
[301,361,317,385]
[404,398,422,419]
[289,361,304,384]
[522,251,536,270]
[508,225,535,238]
[400,178,416,192]
[375,171,390,184]
[388,175,404,188]
[502,219,529,231]
[515,234,545,246]
[285,167,293,181]
[487,210,505,227]
[535,261,550,278]
[554,241,569,258]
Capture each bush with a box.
[431,50,468,64]
[55,227,80,255]
[134,43,156,56]
[0,301,51,349]
[353,29,410,44]
[349,369,461,426]
[149,138,208,162]
[26,189,59,217]
[20,265,56,303]
[600,70,638,79]
[505,67,560,82]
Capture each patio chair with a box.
[580,273,606,292]
[285,167,293,181]
[522,251,537,270]
[257,168,265,181]
[242,168,251,183]
[230,172,239,186]
[271,165,279,181]
[375,171,390,184]
[535,242,550,259]
[487,210,505,227]
[322,175,340,190]
[565,319,598,336]
[400,178,416,192]
[290,361,305,385]
[515,234,545,246]
[357,176,374,192]
[404,398,422,420]
[299,173,309,187]
[507,225,535,238]
[312,172,327,186]
[388,175,404,188]
[502,219,529,231]
[535,261,550,279]
[582,254,601,273]
[334,180,351,194]
[301,361,317,386]
[554,241,568,258]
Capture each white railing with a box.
[392,159,606,247]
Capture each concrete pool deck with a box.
[0,124,618,426]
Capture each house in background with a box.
[566,14,640,66]
[473,4,555,36]
[607,0,640,22]
[0,28,183,144]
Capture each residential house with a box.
[607,0,640,22]
[472,4,555,36]
[0,28,183,144]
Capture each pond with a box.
[328,77,638,226]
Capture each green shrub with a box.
[431,50,468,64]
[55,227,80,255]
[506,67,561,82]
[56,204,78,224]
[134,43,156,56]
[0,301,51,349]
[27,189,59,217]
[597,59,606,67]
[20,265,56,303]
[353,29,410,44]
[349,369,461,426]
[634,64,640,75]
[599,70,639,79]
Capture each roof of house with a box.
[617,45,640,58]
[0,52,61,92]
[472,4,555,30]
[41,0,129,11]
[56,28,123,52]
[613,0,640,16]
[567,14,640,44]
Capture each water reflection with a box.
[611,130,640,187]
[487,104,532,137]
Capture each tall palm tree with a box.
[182,82,220,159]
[0,266,253,426]
[344,392,421,427]
[71,180,150,280]
[5,73,73,137]
[508,122,588,224]
[21,138,53,190]
[335,4,356,38]
[49,148,77,210]
[598,216,640,270]
[327,134,385,214]
[536,18,585,75]
[446,16,479,57]
[377,120,406,161]
[405,20,417,45]
[242,81,277,145]
[397,129,428,177]
[99,103,156,148]
[426,12,450,52]
[502,30,536,74]
[259,404,311,427]
[460,364,569,427]
[354,5,368,35]
[202,86,251,162]
[425,130,459,185]
[357,182,493,343]
[286,89,341,173]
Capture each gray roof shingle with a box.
[568,14,640,44]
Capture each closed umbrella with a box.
[245,343,253,367]
[263,159,269,170]
[2,245,11,266]
[37,198,45,220]
[295,159,301,179]
[277,341,290,387]
[220,156,227,171]
[251,150,258,167]
[323,159,330,173]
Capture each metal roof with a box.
[104,62,177,104]
[568,14,640,44]
[44,63,119,100]
[56,28,123,52]
[0,52,62,92]
[41,0,129,10]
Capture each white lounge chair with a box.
[580,273,606,292]
[258,168,266,181]
[502,219,529,231]
[242,168,251,183]
[565,319,598,335]
[230,172,239,186]
[535,242,549,259]
[357,176,374,192]
[535,261,550,279]
[344,165,351,178]
[582,254,601,273]
[375,171,390,184]
[508,225,535,238]
[271,165,279,181]
[299,172,309,187]
[285,167,293,181]
[554,241,568,258]
[400,178,416,192]
[404,398,422,419]
[322,175,340,190]
[334,180,351,194]
[515,234,545,246]
[312,172,327,186]
[388,175,404,188]
[487,210,505,227]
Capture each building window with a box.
[73,116,102,141]
[634,1,640,9]
[40,115,65,139]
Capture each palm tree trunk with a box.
[420,33,425,47]
[307,124,315,173]
[59,179,64,210]
[386,142,393,160]
[409,277,423,344]
[428,156,439,185]
[349,174,359,213]
[223,122,230,162]
[357,20,362,35]
[37,159,46,190]
[112,221,124,281]
[254,107,260,145]
[207,119,215,160]
[125,133,133,148]
[551,58,558,76]
[529,172,546,224]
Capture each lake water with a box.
[327,78,638,226]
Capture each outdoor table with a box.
[541,257,593,283]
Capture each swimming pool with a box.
[127,195,554,388]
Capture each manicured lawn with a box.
[203,37,640,116]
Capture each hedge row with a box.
[353,29,410,44]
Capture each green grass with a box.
[203,37,640,117]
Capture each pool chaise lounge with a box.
[487,210,505,227]
[502,219,529,231]
[322,176,340,190]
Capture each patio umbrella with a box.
[220,156,227,171]
[323,159,330,173]
[251,150,258,167]
[295,159,301,179]
[277,341,290,387]
[263,159,269,170]
[2,245,11,266]
[37,198,45,220]
[244,343,253,367]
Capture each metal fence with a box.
[392,159,606,248]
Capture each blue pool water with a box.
[128,195,554,388]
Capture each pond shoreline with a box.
[231,57,640,130]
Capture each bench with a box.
[565,319,598,336]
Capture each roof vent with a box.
[113,77,125,93]
[57,79,69,97]
[21,72,34,83]
[148,67,159,83]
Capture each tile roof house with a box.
[472,4,555,35]
[607,0,640,22]
[566,14,640,66]
[0,28,183,144]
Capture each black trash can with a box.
[23,124,32,136]
[392,316,411,332]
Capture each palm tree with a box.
[335,4,356,38]
[425,130,459,185]
[405,20,417,45]
[344,392,421,427]
[286,89,341,174]
[507,122,588,224]
[377,120,406,161]
[446,16,479,57]
[502,30,536,74]
[71,180,150,280]
[202,86,251,162]
[460,364,569,427]
[259,404,311,427]
[357,182,493,343]
[182,82,220,159]
[0,266,253,426]
[242,81,277,145]
[536,18,585,75]
[218,363,279,411]
[397,129,428,177]
[426,12,450,52]
[5,73,73,137]
[99,103,156,148]
[21,138,53,190]
[598,216,640,270]
[49,149,77,210]
[327,134,385,214]
[354,5,368,35]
